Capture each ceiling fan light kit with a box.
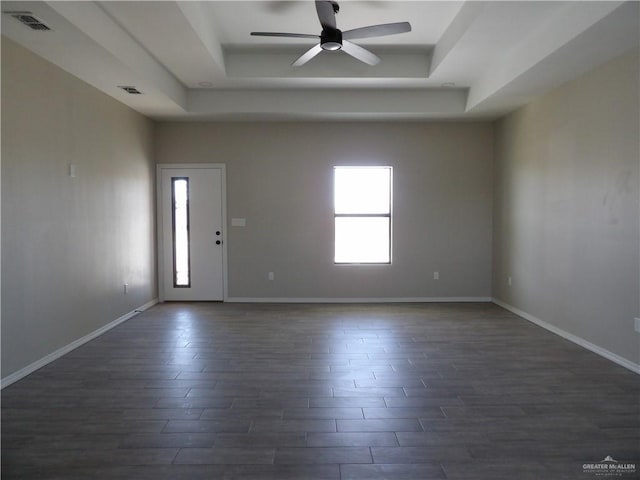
[321,29,342,51]
[251,0,411,66]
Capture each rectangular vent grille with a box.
[118,86,142,95]
[4,11,51,31]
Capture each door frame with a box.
[156,163,228,302]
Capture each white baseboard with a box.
[226,297,492,303]
[492,298,640,375]
[1,298,159,389]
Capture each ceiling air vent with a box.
[4,11,51,31]
[118,86,142,95]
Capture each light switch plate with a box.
[231,218,246,227]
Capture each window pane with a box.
[335,217,390,263]
[335,167,391,214]
[172,178,190,287]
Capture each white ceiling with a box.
[2,1,638,121]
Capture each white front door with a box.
[158,165,225,301]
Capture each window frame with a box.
[333,166,393,265]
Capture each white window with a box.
[172,177,191,287]
[334,166,392,264]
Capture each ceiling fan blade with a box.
[292,44,323,67]
[315,0,337,30]
[341,40,380,66]
[342,21,412,40]
[251,32,319,39]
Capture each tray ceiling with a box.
[2,1,638,120]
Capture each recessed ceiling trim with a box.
[429,2,485,76]
[225,49,431,79]
[47,1,186,108]
[187,88,468,119]
[466,1,632,111]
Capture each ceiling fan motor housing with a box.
[321,29,342,51]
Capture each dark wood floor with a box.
[2,302,638,479]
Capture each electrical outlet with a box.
[433,271,439,280]
[508,276,512,287]
[268,272,274,281]
[634,317,640,333]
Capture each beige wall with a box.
[155,121,494,299]
[1,38,157,378]
[493,49,640,365]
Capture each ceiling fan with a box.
[251,0,411,66]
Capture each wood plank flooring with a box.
[2,302,638,479]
